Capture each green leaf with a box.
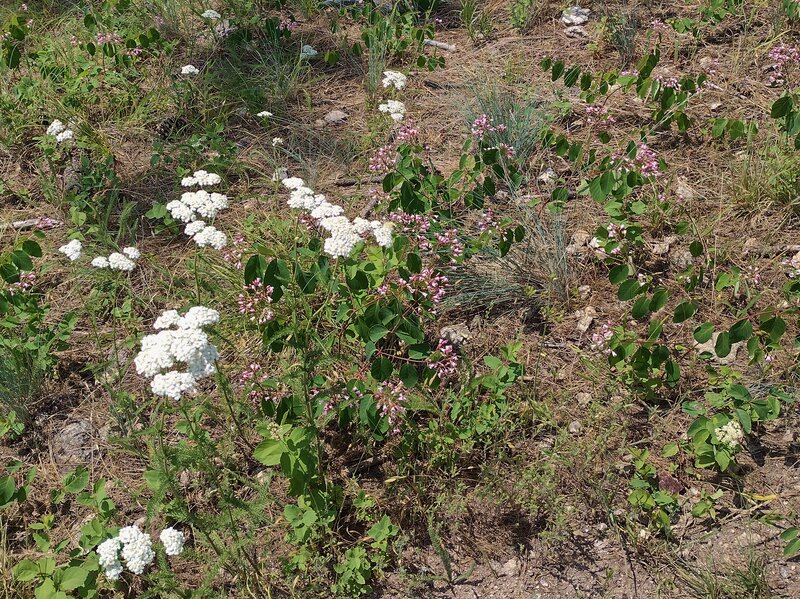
[689,240,703,257]
[729,319,752,343]
[370,357,392,382]
[631,296,651,319]
[399,364,418,388]
[368,325,389,342]
[406,253,422,273]
[784,537,800,557]
[672,301,697,323]
[13,559,39,582]
[254,439,285,466]
[693,322,714,343]
[661,442,679,457]
[618,278,641,300]
[715,450,731,471]
[714,331,731,358]
[63,466,89,494]
[11,250,33,271]
[0,476,15,507]
[736,408,752,435]
[22,240,42,257]
[59,566,88,591]
[609,265,630,285]
[771,95,793,118]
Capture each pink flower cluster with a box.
[585,105,617,126]
[223,231,246,270]
[396,121,419,143]
[435,228,464,263]
[478,209,497,233]
[237,278,274,324]
[96,32,123,45]
[7,271,36,296]
[654,74,680,90]
[471,114,507,141]
[782,253,800,279]
[369,145,397,173]
[236,363,274,405]
[279,19,298,31]
[590,322,614,355]
[374,380,407,430]
[650,19,669,32]
[767,44,800,86]
[636,143,660,177]
[426,338,458,379]
[400,267,448,305]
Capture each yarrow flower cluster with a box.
[134,306,220,400]
[98,526,185,580]
[379,100,406,122]
[300,44,318,59]
[159,527,186,556]
[715,420,744,448]
[46,120,74,143]
[281,177,394,258]
[181,169,222,187]
[98,525,154,580]
[58,239,83,261]
[256,110,273,118]
[201,9,221,18]
[167,171,229,250]
[382,70,407,90]
[91,247,140,271]
[471,113,506,141]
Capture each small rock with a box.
[568,420,583,434]
[741,237,759,256]
[571,229,591,247]
[440,324,472,347]
[324,109,348,124]
[51,420,97,468]
[538,167,557,185]
[676,177,696,201]
[561,6,591,26]
[710,102,723,112]
[658,471,684,494]
[272,167,289,182]
[565,25,588,39]
[652,241,671,255]
[669,248,694,271]
[577,392,592,406]
[502,557,520,577]
[578,285,591,300]
[694,331,742,365]
[575,306,597,334]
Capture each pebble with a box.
[324,109,348,124]
[565,25,588,38]
[502,557,520,577]
[568,420,583,434]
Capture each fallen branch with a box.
[424,39,456,52]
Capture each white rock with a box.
[565,25,588,38]
[561,6,591,26]
[324,110,348,124]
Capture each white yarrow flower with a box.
[378,99,406,122]
[47,120,66,136]
[58,239,83,261]
[91,256,110,268]
[300,44,318,58]
[122,246,140,260]
[256,110,273,118]
[159,527,186,556]
[201,9,221,19]
[715,420,744,448]
[55,129,74,142]
[382,70,407,90]
[107,252,137,271]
